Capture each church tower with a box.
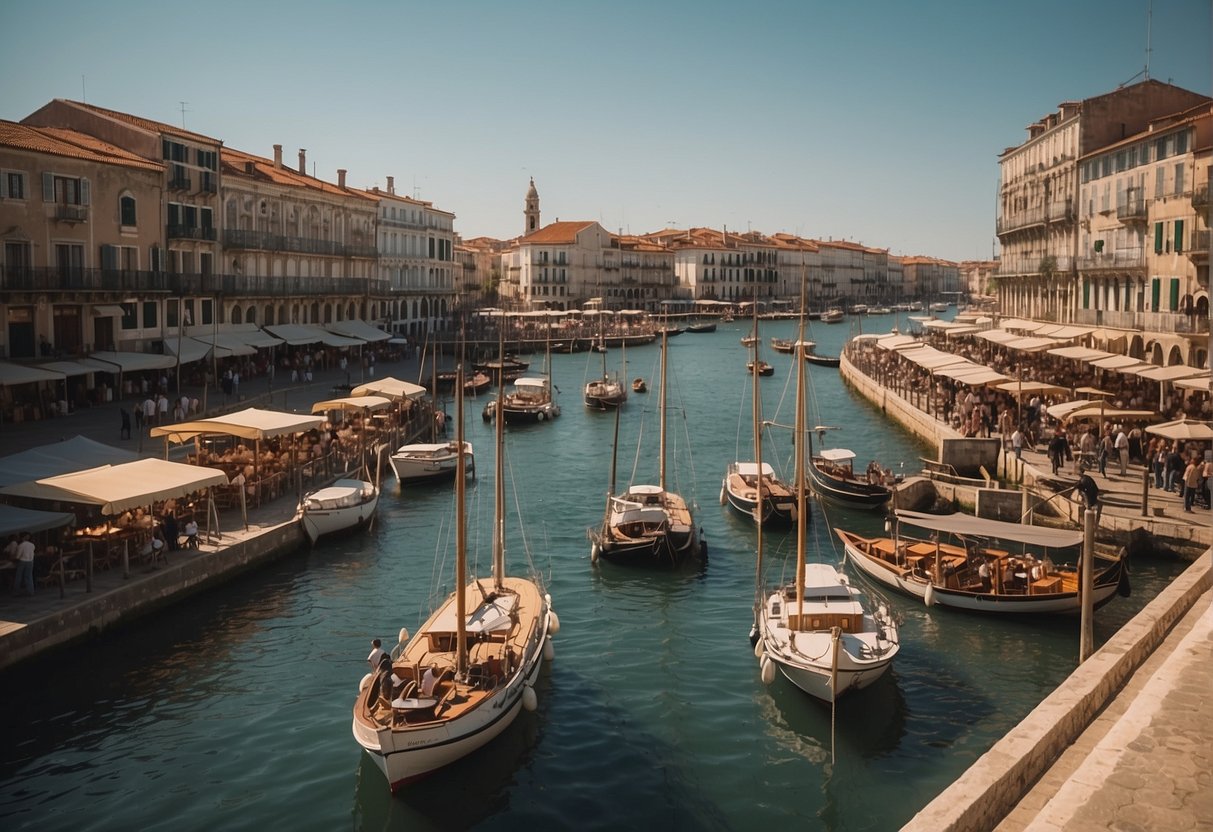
[524,177,540,235]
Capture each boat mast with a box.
[455,360,468,677]
[752,299,765,625]
[658,328,668,490]
[493,330,506,590]
[794,269,808,629]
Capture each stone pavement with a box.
[999,583,1212,832]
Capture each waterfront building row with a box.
[995,79,1211,367]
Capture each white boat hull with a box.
[767,633,893,702]
[300,482,379,544]
[389,444,473,483]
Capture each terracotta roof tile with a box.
[221,146,376,202]
[0,120,163,172]
[54,99,220,145]
[521,221,596,244]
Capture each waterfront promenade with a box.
[836,347,1212,831]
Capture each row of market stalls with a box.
[0,377,427,593]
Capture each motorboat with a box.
[632,377,647,393]
[770,338,794,354]
[929,301,949,313]
[804,353,841,368]
[390,441,474,483]
[746,360,774,377]
[808,443,892,508]
[869,306,892,315]
[352,364,556,791]
[822,308,845,324]
[686,322,717,333]
[834,510,1130,614]
[584,340,628,410]
[484,376,560,423]
[473,356,529,376]
[848,304,869,315]
[300,478,379,544]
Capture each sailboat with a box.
[752,281,899,702]
[352,362,557,790]
[723,305,795,525]
[589,330,703,566]
[808,427,893,509]
[484,335,560,423]
[584,336,627,410]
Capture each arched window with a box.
[119,195,137,226]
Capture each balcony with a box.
[223,229,377,258]
[0,266,396,298]
[1116,200,1147,223]
[167,224,217,241]
[1078,249,1145,272]
[54,204,88,223]
[1190,230,1210,261]
[168,175,192,191]
[1193,185,1209,209]
[1075,308,1208,334]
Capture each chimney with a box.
[338,169,347,189]
[298,148,307,174]
[273,144,283,168]
[386,176,395,195]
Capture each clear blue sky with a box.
[1,0,1208,261]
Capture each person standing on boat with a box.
[367,638,385,671]
[977,558,992,592]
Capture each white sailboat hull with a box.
[299,480,379,544]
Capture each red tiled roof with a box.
[221,146,376,202]
[53,99,220,145]
[0,120,163,172]
[521,221,596,244]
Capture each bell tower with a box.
[524,177,540,235]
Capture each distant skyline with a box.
[1,0,1209,262]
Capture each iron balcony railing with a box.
[0,266,390,297]
[54,204,89,222]
[166,224,217,241]
[168,175,192,191]
[1077,249,1145,271]
[1074,308,1209,334]
[223,229,378,258]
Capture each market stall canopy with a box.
[185,324,284,351]
[994,380,1069,397]
[901,349,972,371]
[163,336,215,365]
[875,334,923,350]
[1174,374,1212,392]
[1133,364,1208,382]
[349,376,426,401]
[895,509,1083,548]
[1001,336,1059,353]
[0,436,139,487]
[1144,417,1213,441]
[1000,318,1045,332]
[1060,403,1155,424]
[944,325,980,338]
[37,359,117,377]
[975,329,1023,346]
[1088,354,1150,372]
[1074,386,1114,398]
[0,503,75,537]
[89,351,177,372]
[0,458,228,515]
[938,366,1011,386]
[325,319,390,343]
[149,407,325,443]
[1047,346,1113,362]
[310,395,393,414]
[1046,399,1097,420]
[0,361,65,385]
[1031,324,1094,340]
[264,323,361,348]
[848,333,886,343]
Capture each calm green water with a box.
[0,314,1185,831]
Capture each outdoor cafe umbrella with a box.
[1073,386,1114,398]
[1060,402,1155,431]
[1144,417,1213,441]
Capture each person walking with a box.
[1114,426,1129,476]
[1183,454,1201,512]
[1166,444,1185,492]
[1011,426,1024,459]
[1098,432,1113,477]
[11,531,35,596]
[1047,430,1070,476]
[1152,440,1167,489]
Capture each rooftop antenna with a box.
[1119,0,1152,87]
[81,75,86,103]
[178,100,190,129]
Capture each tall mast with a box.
[752,300,765,623]
[658,328,668,490]
[794,270,808,629]
[493,330,506,590]
[455,360,468,676]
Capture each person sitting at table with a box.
[183,518,199,549]
[420,663,441,697]
[149,525,168,565]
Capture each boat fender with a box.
[547,610,561,635]
[590,541,600,563]
[359,673,373,692]
[753,639,765,659]
[924,584,936,607]
[877,603,889,623]
[543,637,555,662]
[536,411,545,421]
[398,627,409,646]
[719,483,726,505]
[522,684,538,712]
[760,656,775,685]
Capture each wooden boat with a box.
[848,304,869,315]
[589,330,703,567]
[808,444,891,509]
[822,308,845,324]
[300,478,379,544]
[390,441,474,483]
[804,352,841,368]
[753,279,898,702]
[435,371,492,396]
[686,322,717,333]
[352,364,556,791]
[632,377,647,393]
[657,325,684,338]
[834,510,1130,614]
[484,377,560,423]
[929,301,949,312]
[474,356,529,376]
[740,332,758,347]
[746,360,774,377]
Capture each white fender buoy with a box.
[590,541,600,563]
[547,610,561,635]
[924,584,936,607]
[543,637,555,661]
[719,484,726,505]
[760,656,776,685]
[398,628,409,646]
[753,639,765,659]
[359,673,373,692]
[521,684,538,712]
[536,411,545,421]
[878,603,889,623]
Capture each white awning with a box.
[326,319,390,343]
[818,448,856,462]
[1002,337,1058,353]
[1133,365,1207,382]
[1174,374,1212,392]
[163,336,213,365]
[349,376,427,401]
[89,351,177,372]
[264,324,362,348]
[310,395,393,414]
[0,504,76,537]
[1047,346,1113,362]
[0,362,65,385]
[38,359,116,377]
[938,367,1010,386]
[895,510,1083,548]
[91,304,127,317]
[1089,354,1150,372]
[0,435,140,487]
[1000,318,1044,332]
[976,329,1023,346]
[150,407,325,443]
[0,458,228,515]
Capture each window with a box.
[54,242,84,276]
[1155,167,1165,199]
[2,171,25,199]
[1154,222,1164,254]
[120,195,137,226]
[166,299,180,329]
[121,303,137,330]
[1177,131,1188,154]
[42,173,89,204]
[1174,163,1185,195]
[1175,219,1184,254]
[142,301,158,329]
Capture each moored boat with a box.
[808,444,891,508]
[834,510,1130,614]
[300,478,379,544]
[390,441,474,483]
[632,377,647,393]
[484,376,560,423]
[686,322,717,333]
[822,308,845,324]
[770,338,794,354]
[746,360,774,377]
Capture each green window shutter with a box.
[1094,239,1104,252]
[1082,278,1090,308]
[1151,278,1161,310]
[1169,278,1180,311]
[1154,222,1164,253]
[1175,219,1184,253]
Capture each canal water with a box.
[0,313,1186,831]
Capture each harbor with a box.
[0,314,1206,830]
